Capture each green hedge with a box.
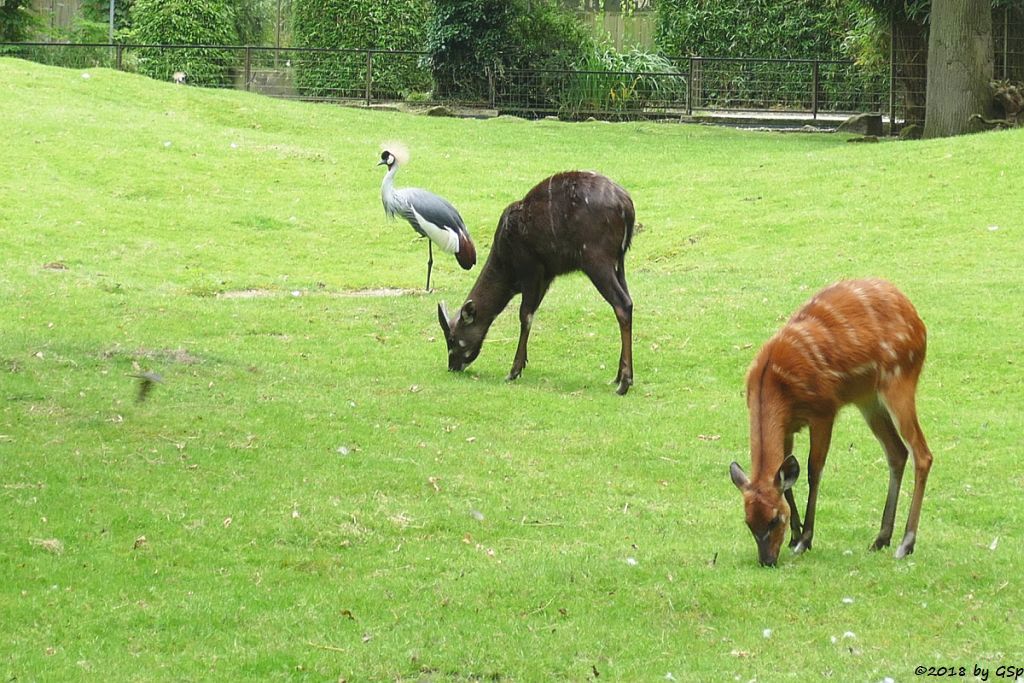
[427,0,592,100]
[127,0,239,87]
[657,0,886,111]
[657,0,865,59]
[292,0,431,99]
[0,0,38,42]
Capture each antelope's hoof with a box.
[894,532,916,559]
[792,538,811,555]
[870,536,891,552]
[506,369,522,382]
[615,378,632,396]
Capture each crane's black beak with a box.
[376,159,386,166]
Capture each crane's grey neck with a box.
[381,164,399,218]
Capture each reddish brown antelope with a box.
[730,279,933,566]
[437,171,635,395]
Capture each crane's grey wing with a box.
[390,188,476,269]
[399,188,468,234]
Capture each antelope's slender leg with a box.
[859,399,910,551]
[508,274,552,382]
[583,261,633,395]
[783,432,803,548]
[793,416,836,554]
[882,375,933,559]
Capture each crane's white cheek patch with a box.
[411,208,460,254]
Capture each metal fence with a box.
[0,41,891,122]
[2,37,1021,126]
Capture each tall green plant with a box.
[657,0,867,59]
[127,0,239,87]
[427,0,592,99]
[292,0,430,99]
[79,0,135,35]
[231,0,271,45]
[0,0,38,42]
[656,0,887,114]
[559,47,687,119]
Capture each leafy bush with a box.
[657,0,866,59]
[127,0,240,87]
[657,0,887,112]
[292,0,430,99]
[79,0,135,35]
[0,0,39,43]
[231,0,272,46]
[427,0,593,100]
[559,47,687,119]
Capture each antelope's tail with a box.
[621,195,636,255]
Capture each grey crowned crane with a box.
[378,144,476,291]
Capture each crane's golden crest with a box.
[380,140,410,166]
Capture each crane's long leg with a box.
[426,241,434,292]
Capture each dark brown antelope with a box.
[730,279,933,566]
[437,171,635,395]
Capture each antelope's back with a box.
[505,171,634,259]
[749,279,927,402]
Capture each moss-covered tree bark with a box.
[923,0,994,138]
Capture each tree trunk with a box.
[923,0,994,139]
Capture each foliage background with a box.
[654,0,888,110]
[426,0,593,99]
[126,0,239,86]
[655,0,869,58]
[0,0,38,42]
[291,0,431,98]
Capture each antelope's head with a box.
[438,300,485,372]
[730,455,799,567]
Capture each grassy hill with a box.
[2,57,1022,680]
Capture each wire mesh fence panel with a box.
[497,67,688,119]
[365,50,433,103]
[243,47,303,98]
[287,48,375,102]
[689,58,816,112]
[1,41,936,125]
[121,44,246,89]
[994,6,1024,81]
[0,42,117,69]
[816,60,888,114]
[891,46,927,128]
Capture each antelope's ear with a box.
[775,455,800,492]
[437,302,451,337]
[461,299,476,325]
[729,462,750,491]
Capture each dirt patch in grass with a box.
[217,289,274,299]
[102,346,202,365]
[215,287,419,299]
[333,288,419,298]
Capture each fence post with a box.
[811,59,819,119]
[888,24,897,133]
[487,65,496,109]
[1003,6,1009,79]
[115,43,123,71]
[686,56,694,115]
[366,50,374,106]
[244,46,252,91]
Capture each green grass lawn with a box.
[2,57,1023,681]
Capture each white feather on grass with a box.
[380,140,410,166]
